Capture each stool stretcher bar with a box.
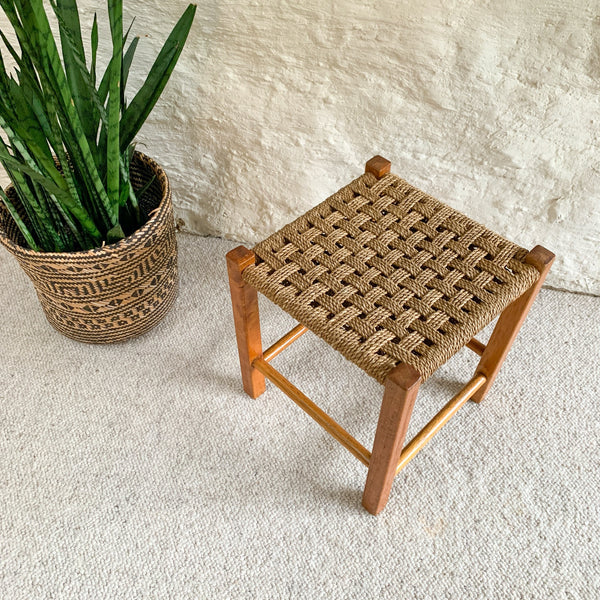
[255,334,488,477]
[263,324,308,363]
[252,357,372,466]
[395,374,487,475]
[255,323,488,475]
[466,338,486,356]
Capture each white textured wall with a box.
[2,1,599,294]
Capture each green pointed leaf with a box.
[97,19,135,108]
[0,148,102,243]
[107,0,123,218]
[30,180,71,250]
[51,0,97,143]
[91,13,98,86]
[120,4,196,151]
[106,222,125,243]
[0,0,195,251]
[49,0,108,146]
[0,108,65,194]
[45,186,89,249]
[4,176,54,249]
[95,27,140,171]
[15,0,113,223]
[0,185,40,250]
[122,35,139,109]
[0,140,60,249]
[0,28,20,67]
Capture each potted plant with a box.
[0,0,196,343]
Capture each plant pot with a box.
[0,152,178,343]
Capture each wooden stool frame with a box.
[226,157,554,515]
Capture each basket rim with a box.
[0,151,171,260]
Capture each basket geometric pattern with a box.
[242,172,540,383]
[0,153,178,343]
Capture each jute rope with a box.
[243,172,540,383]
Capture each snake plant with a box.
[0,0,196,252]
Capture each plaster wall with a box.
[1,1,599,294]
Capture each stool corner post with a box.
[362,363,421,515]
[525,245,555,275]
[226,245,256,280]
[365,155,392,179]
[471,244,555,404]
[226,245,266,399]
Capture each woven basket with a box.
[0,152,178,343]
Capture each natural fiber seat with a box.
[242,170,540,383]
[226,155,554,515]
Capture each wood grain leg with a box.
[362,364,421,515]
[471,245,555,403]
[226,246,266,399]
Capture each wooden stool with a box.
[226,156,554,515]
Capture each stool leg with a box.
[226,246,266,399]
[362,364,421,515]
[471,245,555,403]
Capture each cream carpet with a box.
[1,234,599,599]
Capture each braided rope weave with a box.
[243,172,540,383]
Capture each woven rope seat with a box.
[242,170,540,384]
